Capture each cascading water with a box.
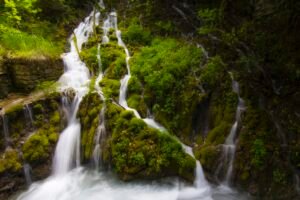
[93,106,106,170]
[52,9,101,175]
[24,104,34,128]
[215,74,246,185]
[23,163,32,186]
[91,11,116,170]
[15,5,249,200]
[112,11,213,199]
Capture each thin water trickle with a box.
[23,163,32,186]
[216,74,246,185]
[93,105,106,170]
[24,104,34,128]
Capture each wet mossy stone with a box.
[78,92,103,161]
[105,107,196,182]
[0,148,22,174]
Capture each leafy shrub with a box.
[122,18,151,46]
[250,139,267,168]
[0,25,61,58]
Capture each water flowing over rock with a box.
[53,10,100,175]
[215,74,246,185]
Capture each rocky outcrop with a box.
[0,57,11,99]
[6,57,63,92]
[0,92,65,199]
[0,57,63,99]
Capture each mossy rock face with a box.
[0,148,22,175]
[5,58,63,93]
[78,92,103,162]
[103,103,196,182]
[100,78,120,100]
[128,37,205,143]
[194,144,222,181]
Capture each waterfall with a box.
[53,10,101,175]
[23,163,32,186]
[24,104,34,128]
[112,11,212,199]
[216,74,246,185]
[16,4,249,200]
[93,25,107,169]
[93,106,106,170]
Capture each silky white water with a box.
[215,74,246,185]
[23,163,32,186]
[54,9,100,175]
[24,104,34,128]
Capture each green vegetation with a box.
[0,149,22,174]
[130,38,204,138]
[103,102,195,181]
[250,139,267,169]
[0,0,92,58]
[78,92,103,161]
[0,25,60,58]
[122,18,151,46]
[22,109,61,164]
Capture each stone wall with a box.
[0,57,63,99]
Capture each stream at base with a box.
[13,167,249,200]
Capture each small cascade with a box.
[53,9,101,175]
[98,0,105,9]
[93,106,106,170]
[179,144,212,199]
[111,12,165,130]
[197,43,209,61]
[93,24,106,169]
[23,163,32,186]
[112,11,212,197]
[216,74,246,185]
[24,104,34,128]
[2,114,10,147]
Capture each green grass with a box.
[0,25,62,58]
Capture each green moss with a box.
[195,145,220,172]
[122,17,151,46]
[78,92,103,161]
[250,139,267,169]
[0,149,22,174]
[5,103,23,114]
[80,45,98,75]
[100,78,120,100]
[105,105,195,181]
[129,37,203,138]
[101,42,126,79]
[272,169,287,184]
[206,122,231,145]
[50,111,61,125]
[22,132,50,164]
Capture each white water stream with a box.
[24,104,34,128]
[215,74,246,185]
[54,9,100,175]
[15,5,249,200]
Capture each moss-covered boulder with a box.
[78,92,103,162]
[103,102,196,181]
